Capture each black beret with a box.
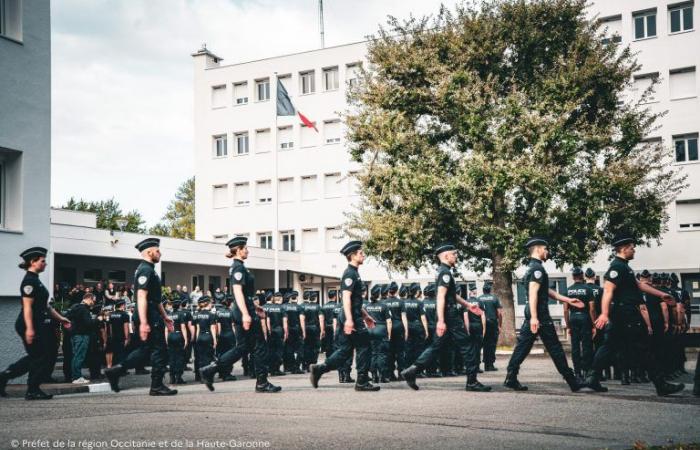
[399,285,408,297]
[670,272,679,282]
[571,267,583,276]
[584,268,596,278]
[388,281,399,292]
[327,289,337,298]
[380,284,390,295]
[20,247,48,260]
[135,238,160,252]
[264,292,273,302]
[410,283,421,295]
[339,240,362,256]
[370,285,381,296]
[524,237,549,249]
[197,295,211,304]
[226,235,248,248]
[303,291,310,300]
[482,283,492,293]
[640,269,651,278]
[611,233,635,247]
[434,243,456,256]
[468,282,477,291]
[115,299,126,307]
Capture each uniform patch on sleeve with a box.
[609,270,618,279]
[344,278,353,287]
[234,272,243,281]
[23,285,33,295]
[137,275,148,285]
[442,274,451,283]
[534,271,542,280]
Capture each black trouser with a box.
[268,327,284,371]
[482,319,499,366]
[368,324,389,375]
[62,331,73,382]
[196,333,215,367]
[388,325,406,374]
[322,325,334,356]
[466,323,483,376]
[413,313,469,379]
[167,331,186,380]
[424,327,439,373]
[303,325,320,367]
[323,325,371,382]
[4,324,53,392]
[46,327,59,381]
[127,332,147,371]
[284,327,303,371]
[87,332,102,379]
[405,323,426,367]
[111,337,126,366]
[507,319,573,379]
[216,320,269,379]
[120,324,168,388]
[217,331,236,376]
[569,313,593,374]
[333,328,353,373]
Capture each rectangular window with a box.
[599,14,623,44]
[281,230,296,252]
[212,184,228,209]
[0,0,22,41]
[325,227,344,252]
[256,180,272,203]
[302,228,319,253]
[633,9,657,40]
[255,128,271,153]
[677,200,700,229]
[278,177,294,203]
[108,270,127,283]
[669,66,696,99]
[278,126,294,150]
[213,135,227,157]
[236,132,249,155]
[324,120,341,144]
[233,82,248,105]
[323,67,339,91]
[301,123,319,148]
[212,234,229,242]
[300,70,315,94]
[258,232,273,249]
[255,78,270,101]
[211,85,227,108]
[669,2,694,33]
[346,63,361,87]
[324,173,342,198]
[674,133,699,162]
[632,72,658,103]
[84,269,103,283]
[234,182,250,206]
[301,175,318,201]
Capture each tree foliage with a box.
[62,197,146,233]
[149,177,195,239]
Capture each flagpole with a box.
[273,72,280,293]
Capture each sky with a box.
[51,0,455,226]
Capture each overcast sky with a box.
[51,0,455,226]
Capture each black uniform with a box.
[216,306,237,377]
[283,302,303,373]
[465,300,485,376]
[301,301,321,368]
[321,300,336,356]
[421,293,440,375]
[478,293,501,368]
[566,282,594,376]
[265,303,286,373]
[166,308,187,381]
[108,309,130,365]
[386,295,406,376]
[403,297,426,367]
[332,301,352,377]
[195,310,217,367]
[365,299,391,377]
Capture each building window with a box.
[325,227,344,252]
[669,66,696,100]
[255,128,271,153]
[346,63,361,87]
[233,82,248,105]
[324,173,342,198]
[674,133,699,162]
[278,177,294,203]
[677,200,700,230]
[258,232,273,249]
[632,72,658,103]
[301,175,318,201]
[236,132,249,155]
[599,14,623,44]
[256,180,272,203]
[669,2,694,33]
[278,126,294,150]
[302,228,319,253]
[211,85,227,108]
[633,9,657,40]
[234,182,250,206]
[0,0,22,42]
[213,135,228,157]
[281,230,296,251]
[212,234,229,242]
[323,67,339,91]
[212,184,228,209]
[324,120,341,144]
[84,269,103,283]
[108,270,127,283]
[300,70,315,94]
[301,123,318,148]
[255,78,270,101]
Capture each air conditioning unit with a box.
[299,274,306,282]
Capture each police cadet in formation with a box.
[503,237,584,392]
[563,267,596,382]
[216,295,238,381]
[584,268,609,379]
[586,234,685,396]
[199,236,281,393]
[332,290,354,383]
[165,300,188,384]
[365,284,392,383]
[310,240,380,391]
[420,284,440,377]
[0,247,72,400]
[478,282,502,372]
[403,283,429,370]
[321,289,337,358]
[108,299,130,368]
[104,238,177,396]
[180,298,195,374]
[463,285,487,385]
[301,291,322,372]
[401,243,490,392]
[194,296,218,372]
[265,292,286,376]
[640,271,668,386]
[386,282,407,381]
[283,291,304,374]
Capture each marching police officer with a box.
[0,247,71,400]
[386,282,406,380]
[503,237,583,392]
[283,291,304,374]
[563,267,596,381]
[104,238,177,396]
[463,288,487,387]
[478,282,502,371]
[165,300,188,384]
[586,233,685,396]
[216,296,237,381]
[194,296,218,371]
[301,292,322,372]
[265,294,286,376]
[365,284,392,383]
[402,283,428,369]
[321,290,337,358]
[310,241,380,391]
[108,299,130,367]
[421,284,440,377]
[199,236,281,393]
[401,243,490,391]
[332,292,354,383]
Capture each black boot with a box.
[400,365,419,391]
[199,362,218,392]
[638,371,649,383]
[503,372,527,391]
[564,371,582,392]
[484,364,497,372]
[25,389,53,401]
[372,370,380,384]
[0,369,11,398]
[338,371,345,383]
[621,370,630,386]
[149,384,178,396]
[465,374,492,392]
[354,374,380,392]
[345,371,355,383]
[584,372,608,393]
[653,378,685,397]
[630,370,641,384]
[135,368,150,375]
[104,364,124,393]
[220,374,237,382]
[255,375,281,393]
[379,375,390,383]
[310,364,326,388]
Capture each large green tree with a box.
[62,197,146,233]
[150,177,195,239]
[345,0,685,345]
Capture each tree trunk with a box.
[492,252,516,347]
